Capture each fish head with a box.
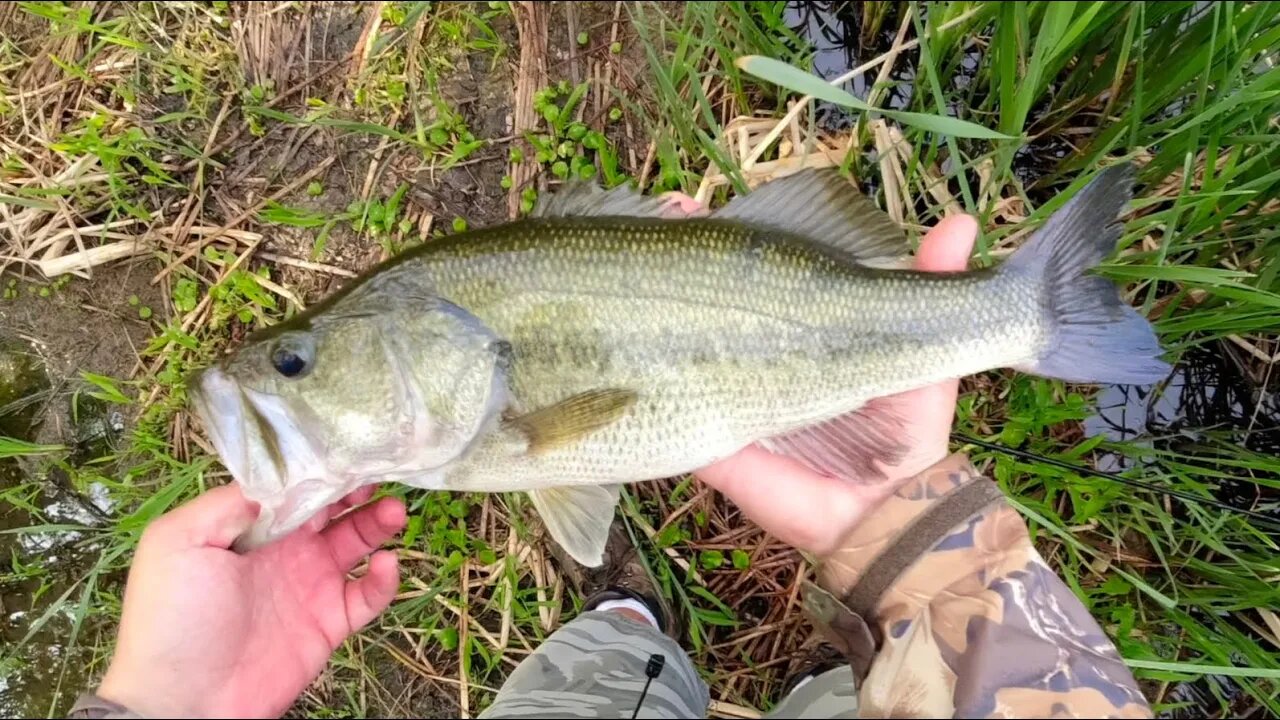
[188,289,509,551]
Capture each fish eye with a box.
[270,335,313,379]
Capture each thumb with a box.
[914,214,977,272]
[149,484,261,550]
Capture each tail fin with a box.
[1006,163,1171,385]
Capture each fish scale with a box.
[189,165,1169,566]
[400,218,1039,491]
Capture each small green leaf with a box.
[1098,575,1132,596]
[731,549,751,570]
[402,514,424,547]
[452,217,468,232]
[436,626,459,651]
[0,437,66,459]
[80,372,132,405]
[655,522,684,549]
[172,278,199,313]
[609,41,622,54]
[879,110,1016,141]
[735,56,1012,140]
[576,31,588,46]
[306,181,324,197]
[699,549,724,570]
[444,549,465,571]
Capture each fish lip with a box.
[188,366,254,492]
[189,368,301,550]
[236,385,355,548]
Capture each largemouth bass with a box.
[188,164,1168,566]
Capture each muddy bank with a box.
[0,261,165,715]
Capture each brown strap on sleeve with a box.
[843,478,1006,634]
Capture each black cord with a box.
[951,432,1280,532]
[631,654,665,719]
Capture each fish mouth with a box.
[188,366,263,497]
[189,367,348,552]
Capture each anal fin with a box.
[528,484,621,568]
[756,397,910,482]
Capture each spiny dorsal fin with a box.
[528,484,620,567]
[532,181,690,219]
[712,169,909,265]
[507,388,638,454]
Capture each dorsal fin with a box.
[712,169,909,264]
[532,181,688,219]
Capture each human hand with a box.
[98,484,407,718]
[694,211,979,556]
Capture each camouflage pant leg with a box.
[764,666,860,719]
[479,610,710,718]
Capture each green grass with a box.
[1,1,1278,717]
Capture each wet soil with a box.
[0,262,162,716]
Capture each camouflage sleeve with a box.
[804,453,1152,719]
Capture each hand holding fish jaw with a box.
[695,213,979,557]
[96,483,406,718]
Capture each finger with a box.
[340,485,377,508]
[343,550,400,634]
[908,214,977,430]
[696,447,862,555]
[914,214,977,272]
[149,484,260,550]
[876,381,958,478]
[304,485,381,533]
[659,191,710,216]
[321,497,408,571]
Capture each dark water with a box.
[783,1,917,127]
[1084,343,1278,718]
[1083,342,1280,517]
[782,2,1063,193]
[0,338,110,717]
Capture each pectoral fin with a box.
[507,389,638,454]
[756,397,911,481]
[528,484,621,567]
